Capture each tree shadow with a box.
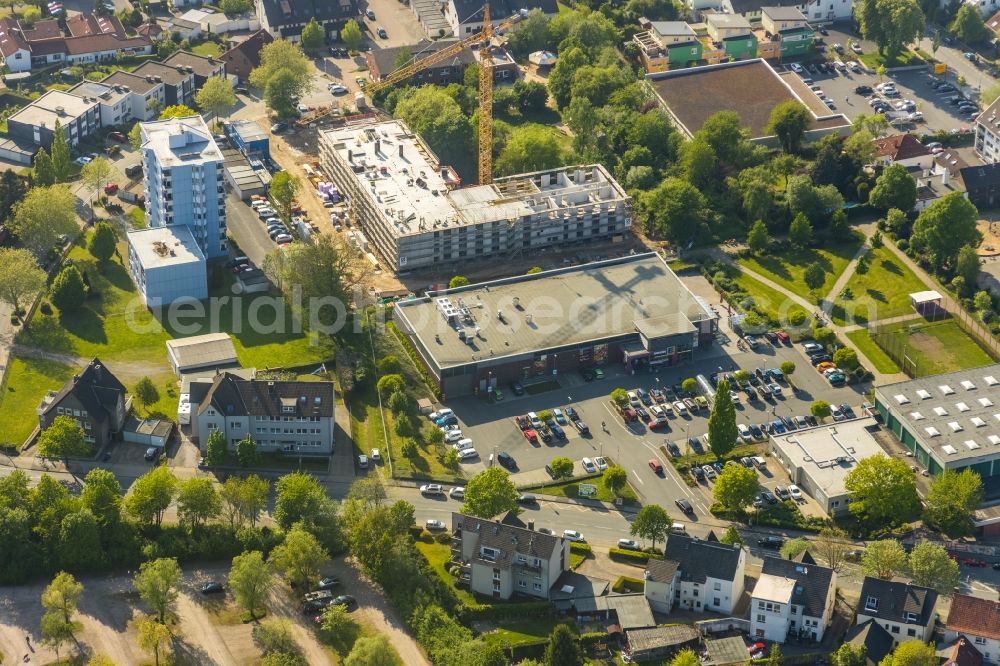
[753,255,794,281]
[866,289,888,304]
[60,308,107,346]
[20,315,75,354]
[98,259,137,294]
[171,635,222,666]
[879,259,904,275]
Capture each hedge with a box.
[460,600,554,622]
[580,631,611,647]
[608,547,663,565]
[569,542,592,555]
[611,576,645,593]
[387,320,443,400]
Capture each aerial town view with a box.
[3,0,1000,662]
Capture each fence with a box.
[870,309,999,378]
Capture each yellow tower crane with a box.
[364,5,521,185]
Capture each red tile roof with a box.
[873,134,931,162]
[0,18,31,56]
[988,8,1000,34]
[946,594,1000,641]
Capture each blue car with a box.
[550,423,566,440]
[767,368,784,381]
[771,419,786,434]
[436,414,458,427]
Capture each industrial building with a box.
[225,120,270,160]
[318,119,633,272]
[768,418,887,516]
[394,253,719,397]
[126,226,208,307]
[874,365,1000,489]
[141,115,227,259]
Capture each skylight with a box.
[979,397,994,407]
[989,435,1000,445]
[941,444,957,454]
[925,426,941,437]
[984,375,998,386]
[939,385,955,395]
[960,380,976,390]
[956,402,970,412]
[948,421,963,432]
[964,440,980,450]
[916,389,931,400]
[933,406,948,416]
[909,411,924,421]
[971,417,986,427]
[895,394,909,405]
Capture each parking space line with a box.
[632,470,644,485]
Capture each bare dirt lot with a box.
[0,558,427,666]
[977,218,1000,256]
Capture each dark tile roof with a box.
[645,558,679,584]
[759,554,834,618]
[64,33,150,55]
[42,358,126,425]
[663,534,742,584]
[163,50,223,77]
[857,577,938,627]
[729,0,797,14]
[960,162,1000,192]
[946,594,1000,640]
[452,512,562,570]
[101,70,160,94]
[198,372,335,418]
[132,60,193,85]
[845,619,894,666]
[65,13,125,37]
[369,39,475,79]
[257,0,356,28]
[20,18,62,40]
[450,0,557,25]
[942,637,985,666]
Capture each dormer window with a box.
[904,612,918,623]
[480,546,498,561]
[865,596,878,612]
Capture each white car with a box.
[848,61,861,72]
[673,400,688,416]
[702,464,717,480]
[443,429,463,443]
[358,454,368,468]
[553,408,566,424]
[737,423,753,443]
[790,62,803,73]
[563,530,585,542]
[73,155,93,166]
[650,404,665,420]
[457,448,478,460]
[594,456,609,471]
[452,438,474,451]
[527,411,542,429]
[328,83,348,95]
[581,457,597,473]
[429,408,453,421]
[729,390,741,405]
[425,519,445,530]
[448,487,465,499]
[420,484,443,495]
[788,484,803,500]
[370,448,381,463]
[627,391,640,407]
[769,383,783,396]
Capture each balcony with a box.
[513,560,542,574]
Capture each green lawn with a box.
[858,50,924,69]
[830,246,930,326]
[191,42,223,57]
[127,207,145,229]
[846,329,901,374]
[483,619,572,647]
[738,237,862,301]
[872,319,995,376]
[414,540,475,605]
[732,272,809,323]
[0,355,76,446]
[528,472,638,503]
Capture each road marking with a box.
[632,470,644,485]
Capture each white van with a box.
[453,438,474,451]
[670,523,687,534]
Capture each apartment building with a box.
[450,512,569,600]
[7,90,100,148]
[975,96,1000,163]
[162,50,226,88]
[132,60,196,107]
[101,71,166,122]
[945,594,1000,664]
[256,0,356,41]
[126,226,208,307]
[190,372,336,453]
[141,115,227,259]
[37,358,127,448]
[318,119,632,272]
[643,534,746,614]
[855,578,938,645]
[750,554,836,643]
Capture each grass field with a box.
[483,619,571,647]
[190,42,223,57]
[732,272,809,323]
[872,319,995,376]
[414,540,475,605]
[858,49,924,69]
[830,246,929,326]
[738,237,861,301]
[0,355,76,446]
[846,329,901,374]
[528,471,638,503]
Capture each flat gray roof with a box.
[9,90,96,127]
[167,332,239,371]
[875,364,1000,464]
[395,253,714,370]
[127,225,205,269]
[770,418,886,496]
[627,625,700,652]
[707,636,750,665]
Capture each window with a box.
[974,637,986,646]
[890,626,899,634]
[533,583,543,591]
[480,547,498,561]
[714,597,721,606]
[757,614,766,623]
[492,568,500,581]
[714,582,721,591]
[904,612,918,623]
[518,580,526,588]
[865,596,879,612]
[907,628,916,637]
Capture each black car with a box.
[635,406,649,421]
[317,577,340,590]
[758,536,785,549]
[691,466,706,482]
[811,354,832,366]
[517,494,537,505]
[565,406,579,421]
[200,582,224,594]
[675,498,694,514]
[840,403,856,419]
[497,451,517,469]
[511,381,525,396]
[818,26,828,34]
[746,389,759,402]
[688,436,703,454]
[666,441,682,457]
[760,490,777,504]
[332,595,356,608]
[781,415,796,430]
[749,425,764,441]
[581,368,596,381]
[854,85,873,95]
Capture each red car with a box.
[648,419,669,431]
[104,182,119,195]
[108,131,127,142]
[522,428,537,442]
[514,415,529,430]
[621,407,637,422]
[648,459,664,474]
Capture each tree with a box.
[844,455,919,525]
[681,378,697,394]
[89,221,116,265]
[268,525,329,589]
[496,124,564,176]
[195,77,237,128]
[767,101,811,153]
[250,41,312,117]
[829,643,867,666]
[51,121,71,183]
[544,624,583,666]
[707,378,738,458]
[87,656,118,666]
[203,429,226,467]
[630,504,672,549]
[803,262,825,294]
[37,415,90,461]
[790,213,814,248]
[11,185,78,260]
[134,558,182,623]
[274,472,328,529]
[813,327,837,349]
[811,400,832,421]
[136,614,171,666]
[951,4,989,43]
[679,137,717,189]
[463,467,519,518]
[779,361,796,381]
[714,465,759,510]
[787,175,844,224]
[125,466,178,527]
[345,634,399,666]
[219,0,251,14]
[129,121,143,149]
[925,468,983,536]
[870,163,917,212]
[975,290,993,316]
[33,147,55,186]
[300,17,324,52]
[347,475,388,508]
[780,538,811,560]
[670,650,700,666]
[860,539,908,579]
[860,0,924,59]
[40,610,73,659]
[58,509,102,570]
[50,265,86,311]
[908,541,960,594]
[0,247,46,318]
[81,157,113,217]
[220,475,269,529]
[276,234,369,313]
[603,466,627,497]
[551,457,574,479]
[448,275,469,290]
[81,468,122,527]
[42,571,83,625]
[341,18,362,51]
[720,526,744,546]
[956,246,981,292]
[177,477,220,529]
[131,376,159,409]
[236,433,260,467]
[158,104,197,120]
[815,526,852,572]
[885,207,908,236]
[229,550,274,619]
[269,171,301,224]
[747,219,770,255]
[912,191,981,271]
[639,177,710,244]
[881,640,938,666]
[833,347,859,372]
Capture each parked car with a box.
[317,577,340,590]
[448,486,465,499]
[563,530,585,542]
[425,519,446,530]
[582,457,597,473]
[200,581,224,594]
[675,498,694,514]
[649,458,664,474]
[595,456,609,471]
[788,485,803,500]
[497,451,516,469]
[618,539,641,550]
[517,494,536,505]
[510,381,525,396]
[758,536,785,549]
[420,484,443,496]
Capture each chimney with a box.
[94,363,102,381]
[347,148,352,163]
[941,167,949,187]
[374,138,381,154]
[527,520,534,531]
[398,143,404,158]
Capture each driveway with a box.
[226,192,275,266]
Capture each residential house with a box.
[760,6,813,58]
[163,16,202,41]
[37,358,127,448]
[945,594,1000,664]
[749,553,836,643]
[960,163,1000,208]
[632,21,703,73]
[727,0,850,21]
[941,638,987,666]
[162,50,226,88]
[957,0,1000,18]
[873,134,934,170]
[101,70,167,122]
[0,14,151,73]
[705,13,758,61]
[450,511,569,600]
[445,0,558,37]
[844,620,895,666]
[975,95,1000,162]
[192,372,336,452]
[367,40,517,85]
[855,578,938,645]
[643,534,746,614]
[255,0,357,41]
[132,60,196,106]
[220,29,273,82]
[137,22,165,41]
[7,90,100,148]
[0,19,33,72]
[988,8,1000,37]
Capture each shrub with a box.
[569,542,592,555]
[433,531,451,544]
[611,576,645,593]
[897,238,909,251]
[460,600,554,622]
[608,548,663,564]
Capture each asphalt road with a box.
[226,192,274,267]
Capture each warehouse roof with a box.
[166,332,239,372]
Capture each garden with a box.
[737,234,863,301]
[829,245,930,326]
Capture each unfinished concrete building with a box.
[318,119,633,272]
